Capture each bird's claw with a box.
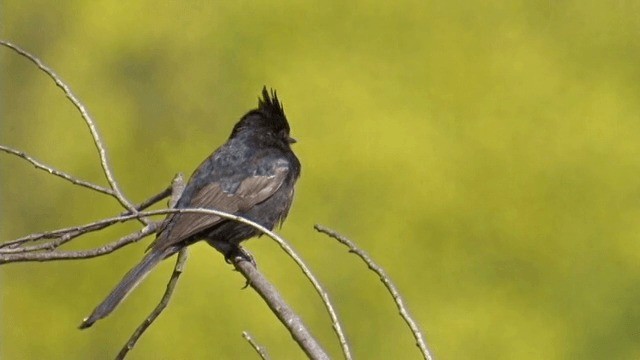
[226,246,257,268]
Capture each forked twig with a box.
[0,40,137,214]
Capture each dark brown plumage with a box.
[80,87,300,328]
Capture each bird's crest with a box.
[230,87,290,140]
[258,86,286,118]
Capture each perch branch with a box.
[234,257,329,360]
[1,206,351,359]
[256,229,352,359]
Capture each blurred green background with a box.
[2,1,640,359]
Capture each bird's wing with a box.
[153,165,290,250]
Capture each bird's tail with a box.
[79,249,168,329]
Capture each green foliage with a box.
[2,1,640,359]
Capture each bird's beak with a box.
[287,136,297,144]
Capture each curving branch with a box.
[0,208,351,357]
[314,224,435,360]
[2,38,350,359]
[0,40,137,215]
[255,228,353,359]
[0,207,340,359]
[0,207,347,359]
[1,38,432,360]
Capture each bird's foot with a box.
[226,245,257,268]
[225,246,257,289]
[209,240,256,267]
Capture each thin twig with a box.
[234,258,329,360]
[242,331,270,360]
[1,229,110,254]
[314,224,434,360]
[0,205,269,256]
[0,144,114,195]
[1,209,351,359]
[252,232,352,359]
[128,183,173,214]
[0,39,136,213]
[1,215,142,254]
[2,209,221,261]
[116,174,185,360]
[0,224,158,264]
[0,186,171,251]
[0,207,351,358]
[0,219,125,251]
[116,248,188,360]
[120,174,326,360]
[2,39,339,359]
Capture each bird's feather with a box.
[151,165,289,251]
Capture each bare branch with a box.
[0,224,157,264]
[0,219,125,252]
[0,186,171,251]
[314,224,434,360]
[2,40,349,359]
[1,208,352,359]
[0,144,114,195]
[116,173,186,359]
[130,183,173,214]
[2,209,219,260]
[1,205,352,358]
[116,248,188,360]
[0,39,136,213]
[234,257,329,360]
[242,331,270,360]
[258,230,352,359]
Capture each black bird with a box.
[80,87,301,329]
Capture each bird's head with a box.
[230,87,296,145]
